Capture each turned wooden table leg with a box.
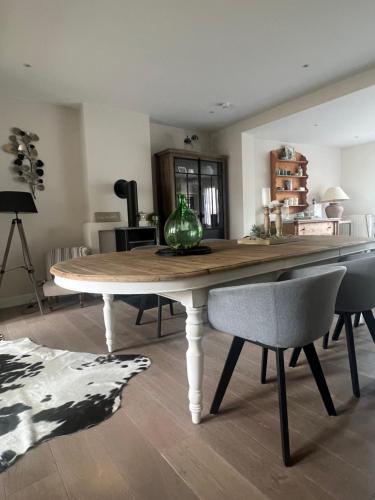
[185,305,206,424]
[103,293,116,353]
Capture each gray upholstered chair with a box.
[288,255,375,398]
[117,245,176,337]
[332,251,374,337]
[208,266,346,466]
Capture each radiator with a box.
[341,214,374,238]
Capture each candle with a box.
[261,187,271,207]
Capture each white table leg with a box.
[185,305,206,424]
[103,294,115,353]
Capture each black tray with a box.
[156,245,212,257]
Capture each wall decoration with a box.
[2,127,45,198]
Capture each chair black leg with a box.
[303,343,336,416]
[169,301,174,316]
[332,314,345,341]
[157,296,162,338]
[276,349,291,467]
[344,312,360,398]
[354,312,361,328]
[135,296,147,325]
[362,310,375,343]
[260,347,268,384]
[135,306,144,325]
[210,337,245,414]
[289,347,302,368]
[322,332,329,350]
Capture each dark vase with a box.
[164,194,203,249]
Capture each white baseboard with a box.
[0,293,36,309]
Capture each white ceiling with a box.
[250,84,375,147]
[1,0,375,130]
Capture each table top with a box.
[51,236,373,283]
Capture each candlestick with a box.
[261,187,271,207]
[274,203,283,237]
[263,206,270,237]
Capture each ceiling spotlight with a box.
[209,110,215,114]
[354,135,359,139]
[23,63,32,68]
[302,64,310,68]
[215,102,234,109]
[313,123,319,127]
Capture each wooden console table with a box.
[51,236,374,424]
[282,218,351,236]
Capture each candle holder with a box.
[273,203,283,237]
[263,206,271,237]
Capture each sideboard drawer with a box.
[297,222,335,235]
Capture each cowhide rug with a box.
[0,337,151,472]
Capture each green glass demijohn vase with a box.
[164,194,203,249]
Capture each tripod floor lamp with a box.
[0,191,43,315]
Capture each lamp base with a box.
[325,202,344,218]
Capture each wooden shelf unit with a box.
[270,149,309,215]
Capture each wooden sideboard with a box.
[282,218,342,236]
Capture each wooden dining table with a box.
[51,236,375,424]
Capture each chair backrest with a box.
[335,255,375,313]
[201,239,226,244]
[131,245,166,252]
[282,255,375,313]
[208,266,346,348]
[46,246,90,280]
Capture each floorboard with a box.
[1,301,375,499]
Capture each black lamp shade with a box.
[0,191,37,214]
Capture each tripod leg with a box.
[0,220,16,287]
[17,220,44,315]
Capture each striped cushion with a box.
[45,246,90,281]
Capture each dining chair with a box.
[331,251,373,341]
[43,246,91,310]
[288,255,375,397]
[208,266,346,466]
[117,245,176,337]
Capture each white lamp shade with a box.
[321,186,349,202]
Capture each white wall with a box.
[210,67,375,238]
[0,104,212,305]
[341,141,375,215]
[211,126,244,238]
[150,122,210,155]
[0,98,87,307]
[254,139,342,224]
[81,104,153,222]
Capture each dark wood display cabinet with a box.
[154,149,229,242]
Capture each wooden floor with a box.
[1,299,375,500]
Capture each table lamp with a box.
[321,187,349,218]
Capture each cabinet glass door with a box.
[174,158,200,216]
[200,160,224,235]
